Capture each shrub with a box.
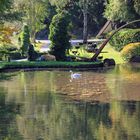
[0,45,19,61]
[27,44,38,61]
[121,42,140,61]
[109,28,140,51]
[38,53,56,61]
[9,51,22,60]
[20,25,30,56]
[49,11,71,61]
[0,45,17,52]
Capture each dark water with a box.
[0,64,140,140]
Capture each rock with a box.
[103,58,116,67]
[39,53,56,61]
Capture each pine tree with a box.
[21,25,30,57]
[49,11,71,61]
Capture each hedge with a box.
[109,28,140,51]
[0,61,103,71]
[121,42,140,61]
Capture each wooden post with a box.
[83,0,88,43]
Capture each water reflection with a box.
[0,65,140,140]
[0,87,23,140]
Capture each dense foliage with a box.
[109,28,140,51]
[49,11,71,61]
[121,42,140,61]
[0,0,13,22]
[0,45,16,61]
[0,25,17,45]
[104,0,140,23]
[0,0,22,22]
[50,0,106,41]
[14,0,55,41]
[134,0,140,15]
[0,0,140,62]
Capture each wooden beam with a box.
[91,19,140,61]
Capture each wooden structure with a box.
[91,19,140,61]
[96,20,113,38]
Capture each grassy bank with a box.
[69,44,125,64]
[0,61,103,71]
[101,44,125,64]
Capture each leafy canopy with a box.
[104,0,140,22]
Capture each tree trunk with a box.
[83,9,88,43]
[82,0,88,44]
[31,30,36,43]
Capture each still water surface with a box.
[0,64,140,140]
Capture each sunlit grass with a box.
[69,44,125,64]
[101,44,125,64]
[69,45,93,59]
[0,43,125,71]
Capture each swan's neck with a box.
[70,71,73,74]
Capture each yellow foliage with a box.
[0,25,17,45]
[121,42,140,60]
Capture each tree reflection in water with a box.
[0,87,23,140]
[0,68,140,140]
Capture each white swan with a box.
[70,70,81,80]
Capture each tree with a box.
[76,0,105,42]
[20,25,30,56]
[50,0,71,9]
[0,25,17,46]
[36,0,56,40]
[50,0,105,42]
[134,0,140,15]
[43,1,56,28]
[104,0,140,23]
[0,0,12,22]
[15,0,54,41]
[50,0,89,41]
[0,0,22,23]
[79,0,88,43]
[49,11,71,61]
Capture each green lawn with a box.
[69,44,125,64]
[0,43,125,71]
[0,61,102,71]
[100,44,125,64]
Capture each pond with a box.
[0,64,140,140]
